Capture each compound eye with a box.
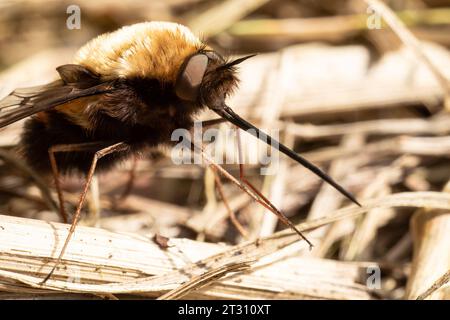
[175,54,208,101]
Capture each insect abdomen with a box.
[20,112,135,175]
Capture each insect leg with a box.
[117,155,138,201]
[191,140,268,206]
[202,146,310,243]
[198,119,249,238]
[42,142,129,284]
[210,165,249,239]
[199,118,227,128]
[192,139,311,246]
[85,174,100,226]
[48,142,109,223]
[235,127,279,213]
[235,127,313,248]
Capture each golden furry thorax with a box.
[59,21,241,129]
[73,22,206,82]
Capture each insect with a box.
[0,22,360,283]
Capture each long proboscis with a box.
[214,105,361,207]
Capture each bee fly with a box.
[0,22,360,283]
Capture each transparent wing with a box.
[0,64,115,129]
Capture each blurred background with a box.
[0,0,449,299]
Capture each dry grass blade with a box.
[157,261,252,300]
[187,0,270,38]
[416,269,450,300]
[228,8,450,41]
[0,191,450,299]
[285,115,450,139]
[0,148,57,213]
[0,214,368,299]
[364,0,450,104]
[405,182,450,300]
[303,135,450,165]
[341,156,415,261]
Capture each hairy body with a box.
[0,22,359,282]
[17,22,236,174]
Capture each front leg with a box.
[235,127,313,248]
